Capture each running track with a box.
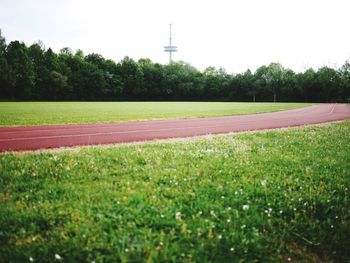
[1,104,350,152]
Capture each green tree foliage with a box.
[0,30,348,102]
[0,30,11,98]
[6,41,35,99]
[340,60,350,100]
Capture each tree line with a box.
[1,30,349,102]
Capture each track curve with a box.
[0,104,349,152]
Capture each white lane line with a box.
[0,117,261,140]
[0,106,316,135]
[329,104,336,114]
[0,123,239,142]
[0,119,234,135]
[0,117,290,143]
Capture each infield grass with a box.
[1,120,349,262]
[0,102,313,126]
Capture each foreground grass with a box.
[1,121,349,262]
[0,102,313,126]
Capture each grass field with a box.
[1,120,349,262]
[0,102,313,126]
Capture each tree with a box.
[339,59,350,102]
[6,41,35,100]
[263,63,285,103]
[317,67,340,102]
[117,57,143,99]
[0,29,10,99]
[28,42,46,99]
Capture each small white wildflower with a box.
[335,216,338,219]
[55,254,61,260]
[159,241,164,246]
[293,208,297,211]
[235,191,238,195]
[227,207,232,210]
[288,257,291,261]
[160,214,165,218]
[221,196,225,199]
[261,180,267,186]
[198,211,202,216]
[264,210,268,213]
[241,224,246,229]
[279,210,283,214]
[230,247,235,252]
[227,219,231,223]
[29,257,34,262]
[242,205,249,211]
[175,212,182,220]
[268,208,272,212]
[218,234,222,239]
[125,248,129,252]
[331,225,334,228]
[327,199,331,203]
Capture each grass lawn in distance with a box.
[0,121,349,262]
[0,101,314,126]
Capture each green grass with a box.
[0,102,313,126]
[1,121,349,262]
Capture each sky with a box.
[1,0,350,73]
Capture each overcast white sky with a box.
[1,0,350,73]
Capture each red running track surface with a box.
[0,104,349,152]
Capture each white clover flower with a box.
[55,254,61,260]
[279,210,283,214]
[227,219,231,223]
[261,180,267,186]
[175,212,182,220]
[243,205,249,211]
[218,234,222,239]
[230,247,235,252]
[29,257,34,262]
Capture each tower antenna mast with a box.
[164,23,177,63]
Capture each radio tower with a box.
[164,24,177,63]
